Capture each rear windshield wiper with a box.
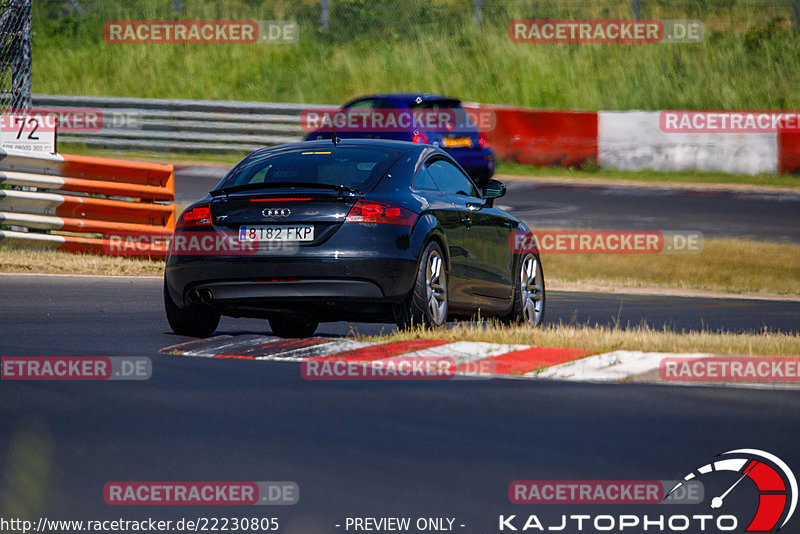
[211,182,363,196]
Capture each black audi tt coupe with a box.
[164,139,544,338]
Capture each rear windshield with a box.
[410,99,475,132]
[217,147,400,191]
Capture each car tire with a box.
[269,316,319,338]
[503,253,545,327]
[164,280,221,338]
[394,241,448,330]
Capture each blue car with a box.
[304,93,495,188]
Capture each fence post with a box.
[68,0,84,16]
[793,0,800,31]
[473,0,482,26]
[11,0,31,111]
[320,0,330,30]
[632,0,641,20]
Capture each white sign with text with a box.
[0,115,57,153]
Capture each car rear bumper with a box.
[165,255,418,316]
[192,279,384,302]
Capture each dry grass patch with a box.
[0,247,163,277]
[1,238,798,298]
[361,322,800,357]
[544,238,800,296]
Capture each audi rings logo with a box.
[262,208,291,218]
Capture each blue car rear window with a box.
[410,100,476,132]
[219,147,400,191]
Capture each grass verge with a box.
[0,247,163,276]
[359,323,800,357]
[543,238,800,297]
[1,237,798,297]
[34,2,800,110]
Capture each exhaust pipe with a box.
[188,288,213,305]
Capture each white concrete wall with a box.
[598,111,777,174]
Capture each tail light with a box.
[412,132,430,144]
[478,133,490,149]
[177,202,211,229]
[345,200,417,226]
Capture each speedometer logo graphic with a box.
[665,449,797,531]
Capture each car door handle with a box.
[461,217,471,225]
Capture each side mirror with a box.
[483,179,506,206]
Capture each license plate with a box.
[442,136,472,148]
[239,225,314,242]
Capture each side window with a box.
[412,166,439,192]
[247,167,269,184]
[345,99,394,110]
[346,99,376,110]
[426,160,479,198]
[371,99,395,109]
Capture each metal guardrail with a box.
[32,94,337,154]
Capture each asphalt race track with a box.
[1,355,799,530]
[503,182,800,243]
[1,273,800,530]
[174,165,800,242]
[2,274,798,356]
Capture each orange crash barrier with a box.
[0,150,175,257]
